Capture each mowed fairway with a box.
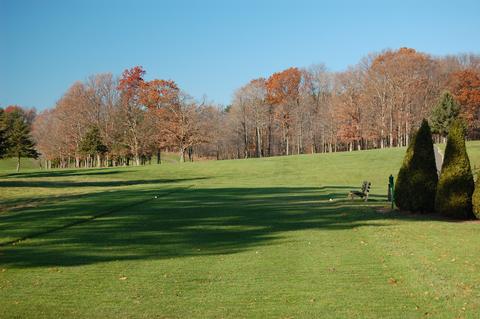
[1,146,479,318]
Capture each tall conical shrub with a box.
[395,119,438,212]
[472,178,480,219]
[435,120,474,219]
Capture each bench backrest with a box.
[361,181,371,194]
[361,181,368,192]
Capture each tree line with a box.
[227,48,480,158]
[1,47,479,169]
[31,68,216,168]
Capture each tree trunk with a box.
[405,121,410,146]
[134,153,140,166]
[157,149,161,164]
[180,147,186,162]
[286,136,289,156]
[189,147,193,162]
[255,126,261,158]
[321,127,325,153]
[268,125,272,157]
[297,134,300,155]
[16,155,21,172]
[389,115,393,147]
[243,123,248,159]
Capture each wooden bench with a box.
[348,181,371,201]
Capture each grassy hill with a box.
[0,157,41,172]
[0,152,179,173]
[0,144,479,318]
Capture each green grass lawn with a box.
[0,157,41,172]
[0,152,178,173]
[1,144,479,318]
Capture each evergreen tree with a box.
[0,108,7,158]
[4,108,39,172]
[435,119,475,219]
[429,91,460,140]
[79,126,107,167]
[395,119,438,212]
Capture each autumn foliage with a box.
[266,67,302,155]
[448,70,480,133]
[17,49,480,168]
[29,66,216,167]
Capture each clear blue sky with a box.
[1,0,479,110]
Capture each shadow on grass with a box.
[0,185,434,268]
[0,168,136,179]
[0,177,210,216]
[0,177,209,188]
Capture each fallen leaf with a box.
[388,278,398,285]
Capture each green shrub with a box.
[395,119,438,212]
[472,178,480,219]
[435,120,475,219]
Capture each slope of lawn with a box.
[0,157,41,172]
[0,145,479,318]
[0,154,177,173]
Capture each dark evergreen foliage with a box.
[79,126,107,157]
[4,108,39,171]
[429,91,460,138]
[435,119,475,219]
[472,178,480,220]
[0,108,7,158]
[395,119,438,212]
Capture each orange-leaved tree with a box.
[448,69,480,136]
[266,67,302,155]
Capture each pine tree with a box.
[435,119,475,219]
[429,91,460,140]
[0,108,7,158]
[4,108,39,172]
[79,126,107,167]
[394,119,438,212]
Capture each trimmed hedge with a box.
[472,178,480,219]
[395,119,438,212]
[435,120,475,219]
